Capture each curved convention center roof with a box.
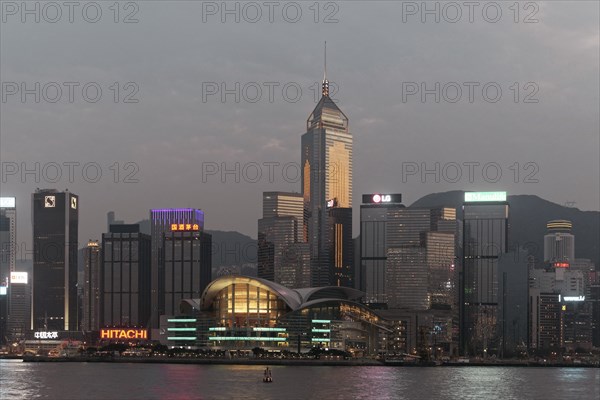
[199,275,304,310]
[196,275,366,312]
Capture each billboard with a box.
[362,193,402,204]
[10,272,28,284]
[464,191,507,202]
[100,328,148,340]
[0,197,16,208]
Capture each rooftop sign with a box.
[0,197,16,208]
[464,191,507,202]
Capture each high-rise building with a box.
[101,224,151,327]
[258,192,309,288]
[262,192,304,241]
[7,271,31,341]
[544,220,575,265]
[529,290,562,352]
[0,284,6,344]
[0,197,16,286]
[301,57,353,287]
[328,207,353,287]
[150,209,204,328]
[32,189,79,331]
[359,193,403,306]
[385,206,457,311]
[161,225,212,317]
[83,240,101,331]
[460,191,509,356]
[497,248,529,357]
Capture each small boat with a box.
[263,367,273,383]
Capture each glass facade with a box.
[212,282,288,328]
[461,201,509,355]
[258,192,309,288]
[359,202,404,305]
[187,276,384,355]
[161,231,212,317]
[32,189,78,331]
[301,93,353,287]
[83,241,101,331]
[150,209,205,328]
[0,199,16,286]
[101,225,151,327]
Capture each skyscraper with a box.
[544,220,575,265]
[101,224,151,327]
[258,192,309,288]
[385,207,456,311]
[32,189,79,331]
[83,240,101,331]
[301,51,353,287]
[7,271,31,341]
[460,191,509,356]
[359,193,403,306]
[161,224,212,317]
[150,209,205,327]
[0,197,16,286]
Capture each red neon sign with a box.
[553,262,569,268]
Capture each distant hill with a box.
[206,230,257,268]
[411,190,600,268]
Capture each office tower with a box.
[529,290,562,352]
[83,240,101,331]
[497,248,529,357]
[359,194,403,306]
[150,209,204,328]
[0,197,16,285]
[7,271,30,341]
[0,284,6,344]
[425,231,456,309]
[262,192,304,240]
[161,225,211,317]
[460,191,508,356]
[328,207,353,287]
[258,192,309,288]
[385,207,456,310]
[32,189,79,331]
[386,247,428,310]
[301,56,353,287]
[544,220,575,265]
[101,224,151,327]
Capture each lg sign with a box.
[362,193,402,204]
[372,194,391,203]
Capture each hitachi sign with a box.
[100,329,148,340]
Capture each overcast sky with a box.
[1,1,598,247]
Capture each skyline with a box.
[1,1,599,249]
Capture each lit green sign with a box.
[464,191,507,202]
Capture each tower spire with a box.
[322,41,329,97]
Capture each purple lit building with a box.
[150,209,208,328]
